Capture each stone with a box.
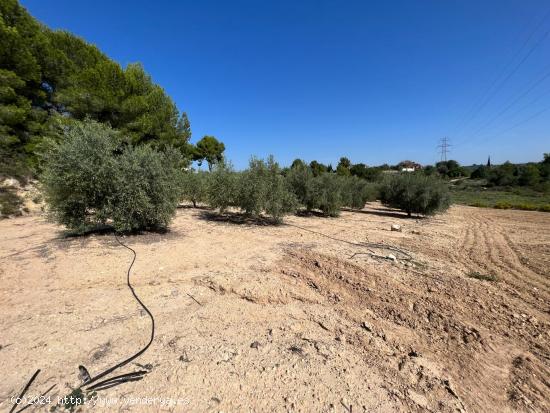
[0,178,20,188]
[408,390,428,409]
[391,224,402,232]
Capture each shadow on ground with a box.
[342,205,425,219]
[197,210,280,226]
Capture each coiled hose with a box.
[9,234,156,411]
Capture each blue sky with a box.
[22,0,550,168]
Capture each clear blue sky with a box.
[22,0,550,168]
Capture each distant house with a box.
[398,160,422,172]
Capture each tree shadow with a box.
[48,223,183,252]
[197,210,281,226]
[295,210,330,218]
[341,207,426,220]
[59,224,172,239]
[177,203,212,210]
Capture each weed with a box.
[0,188,23,217]
[466,271,497,282]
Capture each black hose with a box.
[14,384,56,413]
[9,370,40,413]
[8,234,156,413]
[80,234,156,389]
[86,370,148,391]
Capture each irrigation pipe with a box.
[80,234,156,389]
[8,234,156,412]
[9,370,40,413]
[285,223,413,261]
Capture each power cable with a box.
[451,7,550,138]
[456,66,550,146]
[459,104,550,148]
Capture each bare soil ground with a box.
[1,203,549,412]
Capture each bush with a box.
[339,175,378,209]
[181,170,208,207]
[207,161,238,213]
[515,203,538,211]
[310,173,343,216]
[0,187,23,217]
[487,161,518,187]
[379,173,450,217]
[518,164,540,186]
[236,156,297,222]
[287,168,377,216]
[109,145,183,232]
[469,201,489,208]
[237,158,270,216]
[286,161,315,210]
[494,201,512,209]
[470,165,488,180]
[41,120,183,233]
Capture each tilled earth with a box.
[0,203,548,412]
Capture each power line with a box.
[451,7,550,138]
[437,137,451,162]
[455,65,550,146]
[459,104,550,149]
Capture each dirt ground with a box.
[1,203,549,412]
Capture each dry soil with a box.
[0,203,549,412]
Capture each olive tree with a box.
[41,120,183,233]
[379,173,450,217]
[236,156,297,222]
[207,161,238,213]
[181,170,209,207]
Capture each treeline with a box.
[0,0,226,178]
[39,121,452,231]
[470,154,550,191]
[420,156,550,191]
[182,157,379,222]
[182,157,450,222]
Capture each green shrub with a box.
[286,161,315,210]
[494,201,512,209]
[237,158,270,216]
[310,173,343,216]
[470,165,488,179]
[469,201,489,208]
[514,203,537,211]
[379,173,450,217]
[538,204,550,212]
[181,170,209,207]
[236,156,297,222]
[287,168,377,216]
[0,187,23,217]
[518,164,540,187]
[339,175,378,209]
[108,145,183,232]
[41,120,183,233]
[207,161,238,213]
